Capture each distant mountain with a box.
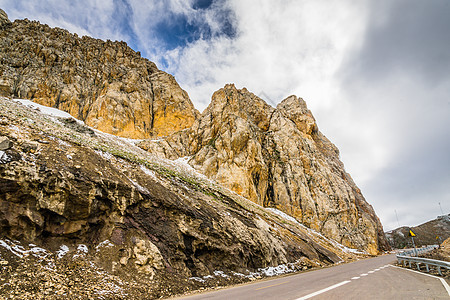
[385,214,450,248]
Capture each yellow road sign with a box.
[409,229,416,237]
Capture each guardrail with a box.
[397,255,450,276]
[399,245,438,257]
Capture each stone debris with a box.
[0,136,11,150]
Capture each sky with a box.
[1,0,449,231]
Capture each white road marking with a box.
[360,273,368,276]
[389,265,450,296]
[295,281,351,300]
[374,268,380,271]
[368,271,374,274]
[351,276,360,280]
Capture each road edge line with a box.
[388,264,450,296]
[294,280,351,300]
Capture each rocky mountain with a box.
[0,10,199,139]
[0,97,362,298]
[0,5,389,282]
[386,214,450,249]
[140,85,389,254]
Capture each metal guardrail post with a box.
[396,251,450,277]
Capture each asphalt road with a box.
[174,254,450,300]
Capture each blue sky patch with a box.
[192,0,214,10]
[152,1,236,51]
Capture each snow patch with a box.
[73,244,89,258]
[96,240,114,252]
[0,239,28,258]
[95,149,114,161]
[127,176,149,194]
[265,208,365,255]
[117,136,144,145]
[171,156,212,182]
[0,150,9,162]
[13,99,76,120]
[57,245,70,259]
[0,239,50,259]
[140,164,158,180]
[213,270,229,278]
[265,208,300,224]
[189,277,205,283]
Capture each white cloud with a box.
[165,0,370,113]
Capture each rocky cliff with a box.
[0,8,388,263]
[0,10,199,138]
[140,85,389,254]
[0,97,361,298]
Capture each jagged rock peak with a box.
[206,84,274,132]
[276,95,318,135]
[139,84,390,254]
[0,13,199,138]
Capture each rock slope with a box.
[0,97,363,298]
[0,10,199,139]
[140,85,389,254]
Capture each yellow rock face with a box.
[0,18,199,139]
[139,84,390,254]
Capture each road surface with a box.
[174,254,450,299]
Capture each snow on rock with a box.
[57,245,70,259]
[0,150,9,162]
[96,240,114,252]
[0,239,50,259]
[265,207,365,255]
[213,270,229,278]
[73,244,88,259]
[172,156,212,182]
[95,149,114,161]
[265,208,300,225]
[13,99,77,120]
[139,164,158,180]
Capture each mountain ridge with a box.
[386,214,450,249]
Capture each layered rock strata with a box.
[139,85,389,254]
[0,10,199,138]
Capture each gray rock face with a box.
[139,84,389,254]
